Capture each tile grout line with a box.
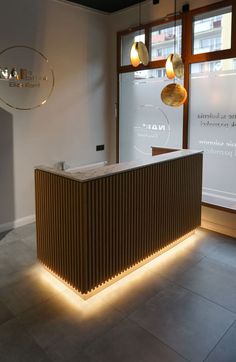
[13,286,69,319]
[173,280,236,316]
[127,317,190,361]
[0,315,16,329]
[160,254,207,282]
[2,225,236,361]
[71,313,128,356]
[0,237,25,248]
[162,253,236,316]
[203,253,236,272]
[125,284,235,362]
[203,319,236,361]
[15,294,127,358]
[0,316,54,362]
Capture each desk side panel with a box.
[35,170,88,293]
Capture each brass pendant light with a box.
[130,41,149,67]
[165,0,184,80]
[161,0,187,107]
[166,53,184,80]
[130,1,149,67]
[161,83,187,107]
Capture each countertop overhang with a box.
[36,149,202,182]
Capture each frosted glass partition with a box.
[151,21,181,61]
[189,59,236,210]
[119,69,183,162]
[193,6,232,55]
[121,31,145,66]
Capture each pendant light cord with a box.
[139,0,141,37]
[173,0,177,82]
[139,0,141,26]
[174,0,176,55]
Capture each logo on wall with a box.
[0,46,54,110]
[134,105,170,156]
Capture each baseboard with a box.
[0,215,35,233]
[201,218,236,238]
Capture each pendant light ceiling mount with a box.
[130,1,149,68]
[161,0,187,107]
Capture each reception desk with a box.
[35,149,203,297]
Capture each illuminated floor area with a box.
[1,225,236,361]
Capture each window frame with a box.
[117,0,236,214]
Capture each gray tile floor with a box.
[0,224,236,361]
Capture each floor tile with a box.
[14,222,36,239]
[44,344,85,362]
[177,257,236,313]
[206,320,236,362]
[0,229,19,245]
[1,223,236,362]
[130,284,235,362]
[100,270,172,316]
[82,318,186,362]
[188,228,223,256]
[206,237,236,269]
[0,318,51,362]
[17,291,124,355]
[148,245,204,283]
[0,270,26,289]
[0,270,65,315]
[0,301,13,326]
[21,233,37,251]
[0,264,40,289]
[0,240,36,276]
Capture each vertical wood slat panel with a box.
[35,153,202,295]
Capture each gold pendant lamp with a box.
[161,83,187,107]
[161,0,187,107]
[166,53,184,80]
[130,1,149,67]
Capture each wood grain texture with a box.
[35,153,202,295]
[151,147,179,156]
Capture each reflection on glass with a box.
[121,30,145,66]
[119,69,183,162]
[193,6,232,55]
[150,21,181,61]
[189,58,236,210]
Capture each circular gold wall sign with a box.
[0,46,54,110]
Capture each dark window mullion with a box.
[231,0,236,52]
[182,11,191,149]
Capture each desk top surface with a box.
[36,149,202,182]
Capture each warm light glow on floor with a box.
[35,231,204,314]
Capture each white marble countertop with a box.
[36,150,202,182]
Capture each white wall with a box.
[0,0,109,230]
[107,0,236,238]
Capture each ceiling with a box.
[67,0,149,13]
